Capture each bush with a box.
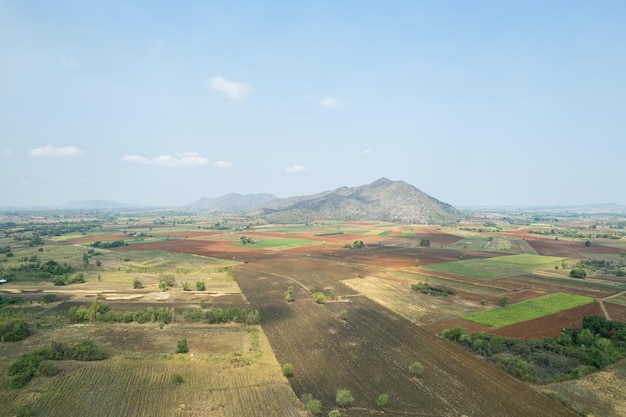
[305,399,322,415]
[328,410,341,417]
[133,278,144,289]
[0,319,31,342]
[375,393,389,409]
[176,339,189,354]
[313,292,325,304]
[340,309,348,320]
[195,281,206,291]
[171,373,184,384]
[408,361,424,376]
[281,362,294,377]
[336,389,354,407]
[42,293,58,303]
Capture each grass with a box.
[424,254,566,280]
[462,293,593,328]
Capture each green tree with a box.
[182,281,191,291]
[133,278,143,289]
[408,361,424,376]
[328,410,341,417]
[499,296,509,307]
[195,281,206,291]
[314,292,325,304]
[419,238,431,247]
[176,339,189,353]
[336,389,354,407]
[570,267,587,278]
[585,240,591,247]
[376,393,389,410]
[305,399,322,415]
[171,373,184,384]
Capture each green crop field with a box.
[239,238,318,250]
[462,293,593,328]
[424,254,566,280]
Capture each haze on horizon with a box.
[1,1,625,208]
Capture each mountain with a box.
[188,193,277,212]
[254,178,462,224]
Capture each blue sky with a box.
[1,1,625,207]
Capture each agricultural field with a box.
[2,211,626,416]
[462,293,594,328]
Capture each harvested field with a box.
[233,253,578,416]
[527,238,625,258]
[0,323,305,417]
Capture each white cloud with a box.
[122,152,208,167]
[212,160,233,168]
[320,97,339,108]
[29,145,85,157]
[363,148,373,155]
[209,76,251,100]
[285,165,308,173]
[122,155,148,163]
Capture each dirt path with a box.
[598,290,626,321]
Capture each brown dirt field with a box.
[605,302,626,321]
[230,252,577,416]
[526,238,625,258]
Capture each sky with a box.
[1,1,625,208]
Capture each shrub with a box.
[171,373,184,384]
[195,281,206,291]
[328,410,341,417]
[281,362,294,377]
[176,339,189,354]
[570,268,587,278]
[408,361,424,376]
[0,319,31,342]
[305,399,322,415]
[340,309,348,320]
[336,389,354,407]
[313,292,325,304]
[376,393,389,409]
[133,278,143,289]
[42,293,58,303]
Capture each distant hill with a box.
[254,178,462,224]
[188,193,278,212]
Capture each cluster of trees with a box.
[8,340,107,388]
[442,315,626,384]
[0,319,31,342]
[183,307,261,325]
[239,236,256,245]
[299,389,355,416]
[90,240,127,248]
[67,301,176,324]
[528,228,624,240]
[411,282,454,296]
[1,259,74,281]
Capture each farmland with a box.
[1,210,626,416]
